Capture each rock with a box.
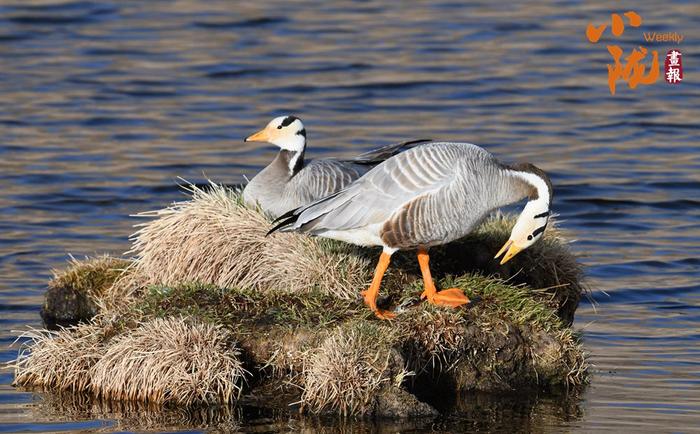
[375,386,438,418]
[40,256,129,328]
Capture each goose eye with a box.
[277,125,283,129]
[527,234,533,241]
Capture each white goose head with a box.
[244,115,306,153]
[495,163,553,264]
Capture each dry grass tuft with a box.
[12,317,246,407]
[90,317,246,405]
[399,309,467,372]
[300,322,404,416]
[12,323,105,393]
[125,182,370,300]
[533,328,588,388]
[49,255,129,300]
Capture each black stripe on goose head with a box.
[278,115,299,129]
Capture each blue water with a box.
[1,0,699,432]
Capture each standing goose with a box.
[269,141,553,319]
[242,115,430,218]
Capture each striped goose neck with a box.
[506,162,552,208]
[279,149,305,176]
[502,163,553,249]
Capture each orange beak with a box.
[494,240,523,265]
[245,128,271,142]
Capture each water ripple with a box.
[1,0,699,432]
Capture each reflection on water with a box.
[1,0,699,432]
[7,392,241,432]
[9,388,584,433]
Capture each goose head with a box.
[494,201,550,265]
[245,115,306,153]
[495,164,552,265]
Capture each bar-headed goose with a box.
[242,115,429,218]
[269,141,553,319]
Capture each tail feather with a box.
[266,208,301,236]
[266,216,297,236]
[266,189,346,236]
[344,138,431,165]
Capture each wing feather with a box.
[286,159,363,204]
[292,143,466,233]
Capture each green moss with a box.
[130,269,566,338]
[391,273,560,331]
[51,256,130,299]
[134,282,365,329]
[451,275,562,332]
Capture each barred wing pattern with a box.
[288,138,433,204]
[287,159,364,205]
[281,142,530,249]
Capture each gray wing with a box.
[286,159,365,204]
[305,143,463,232]
[285,143,475,232]
[286,139,431,204]
[276,142,531,248]
[379,144,526,247]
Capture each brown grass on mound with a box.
[398,309,467,372]
[532,328,589,388]
[300,322,406,416]
[12,317,246,407]
[50,255,129,300]
[12,323,105,393]
[90,317,246,405]
[114,183,583,324]
[22,181,589,415]
[394,274,588,391]
[124,182,371,301]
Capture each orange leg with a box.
[417,248,470,308]
[360,251,396,320]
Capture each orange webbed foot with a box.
[422,287,470,308]
[361,290,396,320]
[372,309,397,320]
